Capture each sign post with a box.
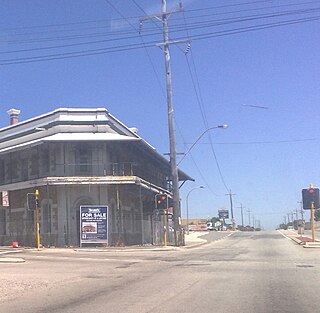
[80,206,108,247]
[218,209,229,231]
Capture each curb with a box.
[303,242,320,248]
[2,232,233,254]
[278,230,320,248]
[74,246,180,253]
[183,240,209,249]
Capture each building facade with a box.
[0,108,192,247]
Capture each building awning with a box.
[0,131,193,182]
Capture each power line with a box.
[1,12,319,65]
[178,0,320,19]
[5,5,320,46]
[0,0,272,33]
[181,1,230,192]
[184,138,318,145]
[0,0,317,39]
[104,0,166,100]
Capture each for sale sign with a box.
[80,206,108,246]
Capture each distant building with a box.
[0,108,192,247]
[181,218,208,231]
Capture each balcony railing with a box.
[0,162,169,190]
[57,162,135,177]
[0,162,135,186]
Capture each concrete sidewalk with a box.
[184,231,209,248]
[0,232,209,258]
[279,229,320,248]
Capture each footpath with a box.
[279,229,320,248]
[0,231,211,263]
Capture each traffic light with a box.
[27,193,36,210]
[302,188,320,210]
[27,192,39,211]
[155,194,168,210]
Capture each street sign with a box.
[302,188,320,210]
[2,191,9,207]
[218,209,229,219]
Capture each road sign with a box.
[2,191,9,207]
[218,209,229,219]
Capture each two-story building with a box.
[0,108,192,247]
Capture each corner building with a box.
[0,108,192,247]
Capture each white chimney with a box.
[7,108,21,125]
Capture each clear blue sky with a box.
[1,0,319,229]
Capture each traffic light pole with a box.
[311,201,315,242]
[163,209,167,246]
[35,189,41,250]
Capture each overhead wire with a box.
[181,0,320,15]
[4,5,320,45]
[187,138,318,145]
[0,0,317,39]
[0,3,319,65]
[0,0,270,33]
[104,0,167,99]
[181,1,231,192]
[130,0,224,197]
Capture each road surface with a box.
[1,231,319,313]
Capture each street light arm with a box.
[178,124,228,165]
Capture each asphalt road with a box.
[1,231,320,313]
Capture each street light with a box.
[178,124,228,165]
[186,186,205,235]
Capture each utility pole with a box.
[161,0,182,246]
[247,209,251,227]
[226,190,236,231]
[140,1,188,245]
[237,203,245,227]
[298,200,304,223]
[295,208,299,229]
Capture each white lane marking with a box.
[30,255,143,263]
[0,250,23,255]
[277,229,292,241]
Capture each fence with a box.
[0,215,185,248]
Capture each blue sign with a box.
[218,209,229,219]
[80,206,108,246]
